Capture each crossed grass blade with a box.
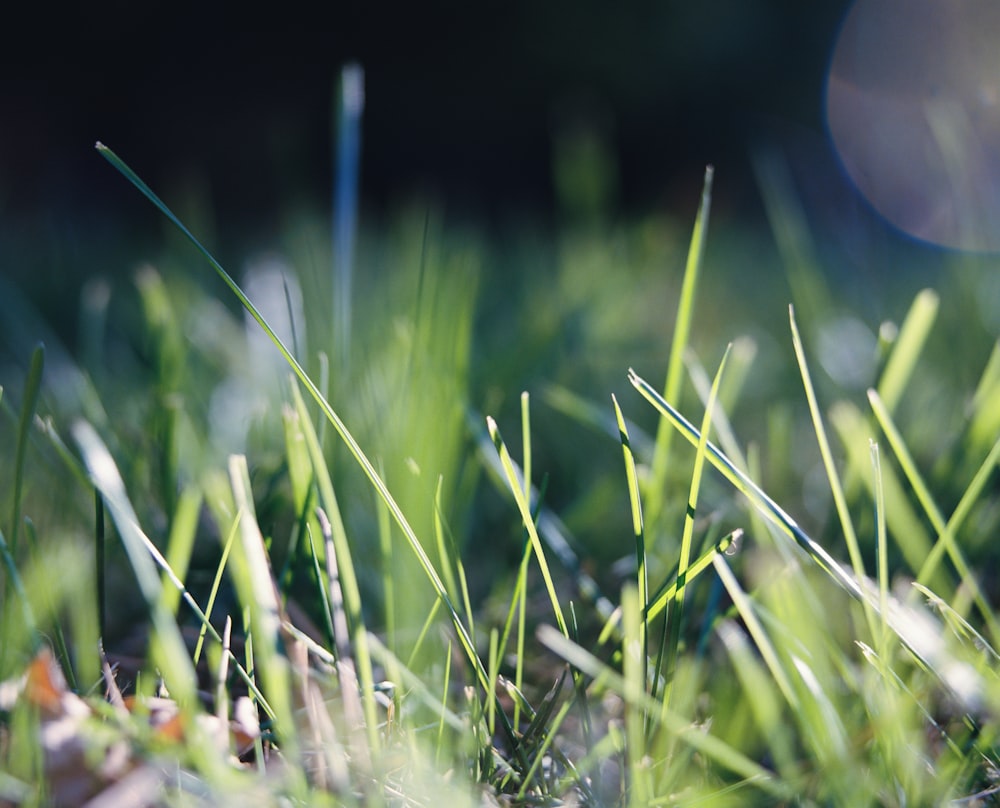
[95,141,526,767]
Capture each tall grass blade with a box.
[290,381,379,749]
[661,343,730,717]
[867,389,998,639]
[96,144,510,739]
[830,401,936,580]
[72,421,197,703]
[877,289,938,413]
[647,165,714,533]
[613,394,647,685]
[871,442,890,656]
[487,415,568,636]
[9,343,43,558]
[226,455,300,767]
[789,306,878,641]
[537,624,794,800]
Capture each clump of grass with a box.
[0,135,998,808]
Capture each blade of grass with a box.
[788,305,879,642]
[290,381,378,750]
[96,144,511,742]
[226,455,301,771]
[661,343,730,718]
[72,421,197,704]
[876,289,939,413]
[9,343,44,558]
[613,394,647,689]
[830,400,937,583]
[871,441,890,657]
[487,415,568,637]
[628,369,870,606]
[647,165,714,534]
[867,389,1000,642]
[537,623,794,801]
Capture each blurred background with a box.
[2,2,851,317]
[2,3,999,645]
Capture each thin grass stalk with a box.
[870,441,891,658]
[869,388,1000,640]
[621,584,651,804]
[227,456,299,763]
[537,624,794,800]
[877,289,939,413]
[628,369,870,605]
[487,415,568,636]
[648,166,714,534]
[96,144,514,745]
[613,394,647,692]
[290,381,379,748]
[8,344,43,559]
[72,421,197,703]
[788,306,879,641]
[661,344,730,722]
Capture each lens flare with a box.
[826,0,1000,252]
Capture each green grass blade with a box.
[0,527,39,657]
[72,421,197,704]
[877,289,938,413]
[643,528,741,622]
[628,368,868,605]
[712,555,799,711]
[829,401,936,582]
[160,486,202,617]
[537,624,794,800]
[226,455,300,767]
[96,144,512,741]
[487,415,568,636]
[661,343,730,717]
[647,165,714,533]
[867,388,999,641]
[9,343,44,558]
[613,394,647,687]
[871,441,891,656]
[967,340,1000,451]
[789,306,878,642]
[289,381,379,750]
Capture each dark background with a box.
[2,5,846,223]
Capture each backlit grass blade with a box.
[661,343,730,717]
[96,143,508,734]
[829,401,935,583]
[876,289,938,413]
[226,455,300,769]
[9,343,44,558]
[871,441,891,656]
[789,305,878,642]
[867,388,999,641]
[613,394,647,686]
[471,410,617,625]
[72,421,197,704]
[537,624,794,801]
[712,555,799,711]
[967,340,1000,450]
[487,415,568,637]
[643,528,741,622]
[290,380,383,754]
[647,165,714,533]
[628,369,868,604]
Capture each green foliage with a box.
[0,143,998,807]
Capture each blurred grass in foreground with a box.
[0,139,998,805]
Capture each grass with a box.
[1,129,999,807]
